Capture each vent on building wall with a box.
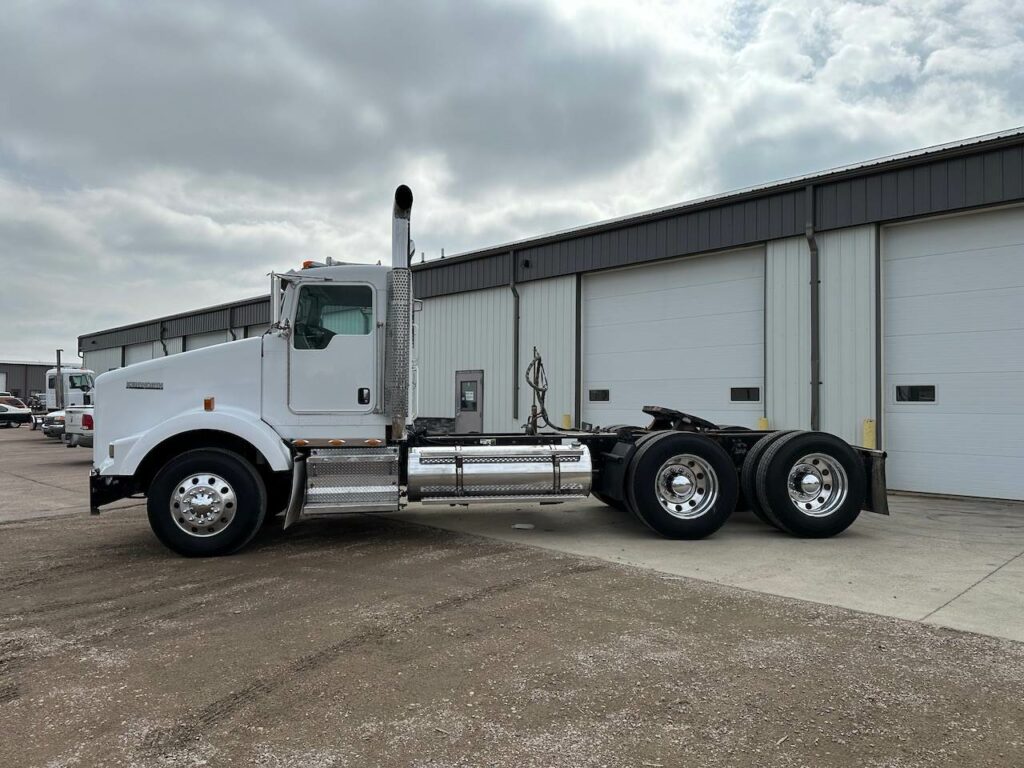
[730,387,761,403]
[896,385,936,403]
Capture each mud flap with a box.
[857,448,890,515]
[282,454,307,530]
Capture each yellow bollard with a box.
[756,416,769,431]
[862,418,877,449]
[562,413,572,429]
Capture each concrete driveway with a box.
[391,493,1024,643]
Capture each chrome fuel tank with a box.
[407,443,592,504]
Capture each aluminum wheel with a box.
[170,473,237,537]
[655,454,719,520]
[786,453,848,517]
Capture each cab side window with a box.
[293,284,374,350]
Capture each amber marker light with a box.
[203,397,215,411]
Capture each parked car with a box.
[64,406,94,448]
[0,396,32,428]
[41,410,66,439]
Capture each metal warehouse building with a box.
[0,361,55,398]
[79,129,1024,501]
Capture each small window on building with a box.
[459,380,478,411]
[896,385,936,403]
[589,389,610,402]
[730,387,761,402]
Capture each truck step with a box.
[303,446,401,514]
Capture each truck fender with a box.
[120,407,293,476]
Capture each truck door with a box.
[288,283,377,413]
[454,370,483,433]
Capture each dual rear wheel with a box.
[598,429,865,539]
[747,431,865,537]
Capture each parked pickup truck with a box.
[64,406,94,448]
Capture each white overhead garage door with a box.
[583,247,764,428]
[883,205,1024,500]
[124,342,155,366]
[184,330,229,351]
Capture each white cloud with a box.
[0,0,1021,360]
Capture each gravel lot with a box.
[2,427,1023,767]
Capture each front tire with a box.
[626,432,738,539]
[147,448,267,557]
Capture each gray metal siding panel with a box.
[518,276,576,425]
[1005,146,1023,199]
[83,347,123,374]
[818,225,877,446]
[0,363,51,396]
[413,252,510,298]
[948,157,966,208]
[231,299,271,327]
[765,237,811,430]
[813,143,1024,233]
[930,161,948,210]
[416,285,514,431]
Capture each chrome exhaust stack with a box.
[392,184,413,269]
[385,185,414,439]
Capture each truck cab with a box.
[46,367,95,411]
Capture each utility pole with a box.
[55,348,63,410]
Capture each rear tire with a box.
[755,431,865,538]
[147,448,267,557]
[626,432,737,539]
[740,430,799,528]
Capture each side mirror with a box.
[271,317,291,339]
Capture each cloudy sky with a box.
[2,0,1022,361]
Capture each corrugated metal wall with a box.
[765,237,811,430]
[518,275,577,427]
[185,330,230,351]
[415,286,514,431]
[0,363,52,396]
[124,341,155,365]
[818,225,877,445]
[84,347,123,374]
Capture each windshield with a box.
[0,396,26,408]
[68,374,94,390]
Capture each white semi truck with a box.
[46,366,96,411]
[89,186,888,557]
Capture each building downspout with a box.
[159,322,169,357]
[510,250,520,421]
[805,183,821,431]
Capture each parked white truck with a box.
[90,186,888,557]
[46,367,95,411]
[64,405,94,448]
